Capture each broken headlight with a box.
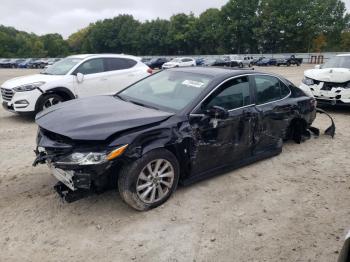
[55,145,128,166]
[56,152,108,165]
[302,77,314,86]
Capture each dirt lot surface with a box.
[0,65,349,262]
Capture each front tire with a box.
[118,149,179,211]
[36,94,63,113]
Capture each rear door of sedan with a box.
[251,74,294,153]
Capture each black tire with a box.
[118,148,180,211]
[286,62,291,67]
[36,93,63,113]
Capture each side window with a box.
[280,81,290,97]
[75,59,104,75]
[104,58,137,71]
[202,77,250,111]
[254,75,288,105]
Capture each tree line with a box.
[0,0,349,58]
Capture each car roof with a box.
[168,67,286,83]
[67,54,141,60]
[169,67,256,78]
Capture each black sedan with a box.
[33,67,334,211]
[145,57,168,69]
[256,58,277,66]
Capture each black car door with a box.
[190,76,256,175]
[251,75,293,154]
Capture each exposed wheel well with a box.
[287,118,308,143]
[45,87,75,101]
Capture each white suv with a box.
[162,57,196,69]
[1,54,151,114]
[299,54,350,106]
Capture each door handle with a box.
[100,78,108,81]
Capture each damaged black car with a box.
[33,67,335,211]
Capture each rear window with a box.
[104,58,137,71]
[254,75,290,105]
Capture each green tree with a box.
[220,0,260,54]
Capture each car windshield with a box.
[117,70,213,112]
[171,58,181,63]
[322,56,350,69]
[42,57,82,75]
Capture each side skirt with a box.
[181,147,282,186]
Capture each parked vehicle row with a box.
[142,55,303,69]
[0,58,62,68]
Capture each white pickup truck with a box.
[223,55,254,68]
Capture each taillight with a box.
[147,68,153,74]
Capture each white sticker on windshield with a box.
[182,80,204,88]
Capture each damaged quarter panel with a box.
[33,67,331,210]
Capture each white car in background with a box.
[299,54,350,106]
[223,55,254,68]
[1,54,152,114]
[162,57,196,69]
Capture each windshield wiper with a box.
[128,100,159,110]
[40,72,52,75]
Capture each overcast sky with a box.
[0,0,349,39]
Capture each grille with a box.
[1,87,14,101]
[321,81,349,91]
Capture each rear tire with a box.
[118,149,179,211]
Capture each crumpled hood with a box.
[1,74,64,89]
[304,68,350,83]
[36,96,174,141]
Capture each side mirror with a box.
[76,72,84,83]
[205,106,229,119]
[314,64,322,69]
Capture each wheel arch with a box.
[34,87,76,112]
[44,87,76,101]
[286,117,308,142]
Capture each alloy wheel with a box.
[136,159,175,204]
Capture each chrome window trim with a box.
[189,103,256,118]
[190,72,292,114]
[254,74,291,106]
[255,92,291,107]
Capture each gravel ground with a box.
[0,65,349,262]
